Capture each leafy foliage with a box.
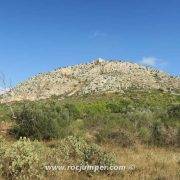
[0,136,117,179]
[5,90,180,147]
[11,102,74,140]
[53,136,117,170]
[0,137,45,179]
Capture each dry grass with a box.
[1,133,179,179]
[105,144,180,179]
[51,144,180,180]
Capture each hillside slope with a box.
[2,59,180,102]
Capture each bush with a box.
[106,100,131,113]
[126,110,154,129]
[12,102,72,140]
[138,127,151,143]
[97,129,136,147]
[150,121,177,147]
[0,136,117,179]
[8,90,180,147]
[0,137,45,180]
[0,104,12,123]
[54,136,117,171]
[162,127,177,146]
[84,102,107,116]
[64,103,80,119]
[108,130,136,147]
[168,104,180,119]
[150,121,164,146]
[68,119,85,136]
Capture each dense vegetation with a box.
[9,90,180,147]
[0,90,180,179]
[0,136,116,179]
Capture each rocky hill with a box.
[2,59,180,102]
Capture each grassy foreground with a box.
[0,90,180,179]
[50,146,180,180]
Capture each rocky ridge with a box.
[2,59,180,102]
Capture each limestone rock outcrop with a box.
[2,59,180,102]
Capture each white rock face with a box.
[2,60,180,102]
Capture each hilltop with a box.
[0,59,180,179]
[2,59,180,102]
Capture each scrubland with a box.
[0,90,179,179]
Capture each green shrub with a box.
[108,130,136,147]
[12,102,72,140]
[97,129,136,147]
[6,90,180,147]
[0,136,118,179]
[106,103,122,113]
[55,136,117,171]
[68,119,85,136]
[138,127,151,143]
[106,100,131,113]
[168,104,180,119]
[1,137,45,180]
[84,102,107,116]
[150,121,164,146]
[0,104,12,123]
[96,129,108,143]
[126,110,154,129]
[150,121,176,147]
[154,109,172,127]
[64,103,80,119]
